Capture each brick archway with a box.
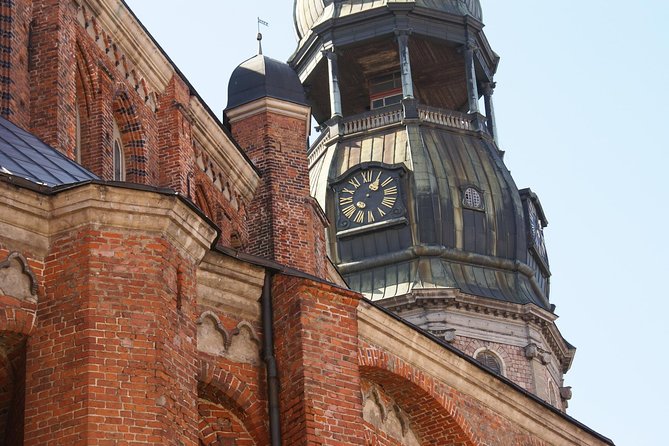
[197,400,256,446]
[197,360,268,446]
[112,89,148,183]
[0,304,32,446]
[359,344,480,446]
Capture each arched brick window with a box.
[112,120,125,181]
[75,107,83,164]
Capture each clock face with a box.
[334,167,404,230]
[528,202,547,260]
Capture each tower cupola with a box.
[291,0,576,409]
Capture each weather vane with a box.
[257,17,269,55]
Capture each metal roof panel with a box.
[0,117,98,186]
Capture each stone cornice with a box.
[0,183,51,256]
[357,301,611,446]
[385,289,575,374]
[0,181,218,262]
[78,0,173,95]
[225,97,312,137]
[197,251,264,321]
[50,184,217,261]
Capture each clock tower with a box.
[291,0,575,410]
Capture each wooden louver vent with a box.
[476,351,502,375]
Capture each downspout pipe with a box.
[261,270,281,446]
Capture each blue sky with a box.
[125,1,668,444]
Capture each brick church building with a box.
[0,0,613,444]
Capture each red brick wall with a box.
[230,109,327,276]
[193,168,248,249]
[24,228,201,445]
[198,400,256,446]
[0,0,32,128]
[272,275,364,445]
[359,342,552,446]
[0,1,241,244]
[29,0,78,157]
[158,76,194,193]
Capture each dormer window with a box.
[369,72,403,109]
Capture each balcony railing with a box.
[338,103,484,137]
[417,105,477,132]
[341,104,403,135]
[308,103,490,162]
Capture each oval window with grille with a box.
[463,187,483,210]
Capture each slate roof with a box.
[0,117,97,187]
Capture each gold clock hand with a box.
[368,178,379,191]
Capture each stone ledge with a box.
[197,251,264,321]
[0,181,218,262]
[357,301,611,446]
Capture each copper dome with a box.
[294,0,483,39]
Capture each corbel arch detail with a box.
[196,311,230,356]
[0,252,38,302]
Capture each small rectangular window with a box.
[369,72,404,110]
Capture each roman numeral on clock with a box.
[342,204,356,218]
[381,197,396,208]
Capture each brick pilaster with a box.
[272,275,365,445]
[29,0,77,157]
[22,187,214,445]
[0,0,32,128]
[228,99,327,277]
[157,76,194,196]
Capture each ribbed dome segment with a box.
[226,55,306,110]
[294,0,483,39]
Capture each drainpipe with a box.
[261,270,281,446]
